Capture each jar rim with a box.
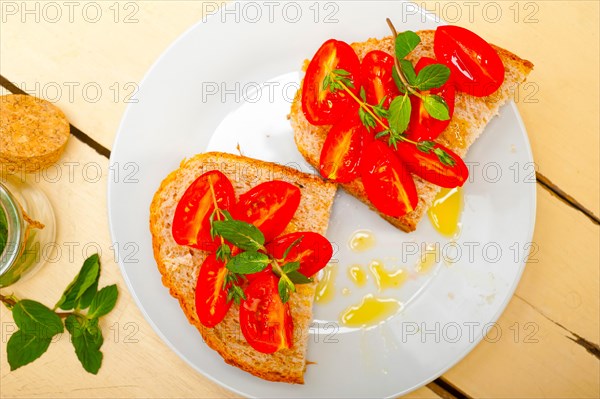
[0,181,25,277]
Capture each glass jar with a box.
[0,175,56,287]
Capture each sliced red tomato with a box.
[172,171,235,251]
[232,181,301,243]
[319,115,366,183]
[360,141,418,218]
[266,232,332,277]
[302,39,361,125]
[405,57,456,142]
[395,142,468,188]
[434,25,505,97]
[361,50,400,108]
[240,273,293,354]
[195,253,232,328]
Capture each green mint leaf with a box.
[416,140,436,153]
[77,255,102,310]
[7,330,51,371]
[393,66,408,94]
[333,69,350,76]
[215,243,231,262]
[277,278,293,304]
[434,148,457,166]
[414,64,451,91]
[282,236,304,260]
[212,220,265,251]
[374,130,390,139]
[359,86,367,102]
[322,75,331,91]
[287,271,313,284]
[226,251,270,274]
[76,275,99,310]
[282,261,300,274]
[395,30,421,60]
[55,254,100,311]
[423,94,450,121]
[87,285,118,319]
[228,284,246,305]
[13,300,64,338]
[400,59,417,85]
[372,104,389,119]
[388,94,412,135]
[65,315,103,375]
[359,107,376,130]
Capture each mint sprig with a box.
[387,94,412,147]
[385,21,451,130]
[381,19,456,166]
[321,20,457,167]
[323,68,355,92]
[209,215,312,304]
[0,254,118,374]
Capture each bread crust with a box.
[290,30,534,232]
[149,152,336,383]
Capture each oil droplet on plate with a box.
[369,260,407,291]
[340,294,401,327]
[315,264,337,304]
[341,287,351,296]
[415,244,440,273]
[428,187,463,238]
[349,229,376,252]
[348,264,368,287]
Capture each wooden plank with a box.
[407,386,445,399]
[443,294,599,398]
[0,1,208,150]
[0,137,441,398]
[516,186,599,342]
[1,1,598,214]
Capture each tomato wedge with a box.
[434,25,505,97]
[395,142,468,188]
[405,57,456,142]
[172,171,235,251]
[302,39,361,125]
[360,50,400,108]
[232,181,301,243]
[319,115,366,183]
[195,253,232,328]
[266,232,332,277]
[240,273,293,354]
[360,141,418,218]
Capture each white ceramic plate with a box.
[108,2,536,397]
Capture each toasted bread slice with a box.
[290,30,534,232]
[149,152,336,383]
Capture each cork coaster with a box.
[0,94,70,173]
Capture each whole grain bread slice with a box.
[149,152,336,383]
[290,30,534,232]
